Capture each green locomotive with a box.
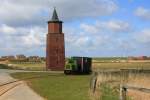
[64,57,92,74]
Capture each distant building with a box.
[128,56,136,60]
[16,54,26,60]
[28,56,41,62]
[0,56,7,61]
[1,56,8,59]
[40,57,46,61]
[137,56,148,60]
[128,56,148,60]
[1,56,15,60]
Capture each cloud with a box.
[135,7,150,20]
[80,20,131,33]
[64,20,132,56]
[136,29,150,43]
[64,24,107,53]
[100,20,131,32]
[80,24,99,34]
[0,0,118,27]
[0,24,16,34]
[65,18,146,56]
[0,24,46,54]
[55,0,118,20]
[0,0,49,27]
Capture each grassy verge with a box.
[100,84,132,100]
[100,84,119,100]
[6,63,45,71]
[11,72,91,100]
[0,64,13,69]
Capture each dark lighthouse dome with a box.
[48,8,62,23]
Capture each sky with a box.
[0,0,150,57]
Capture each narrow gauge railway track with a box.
[0,82,23,96]
[0,73,63,96]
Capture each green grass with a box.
[11,72,91,100]
[100,84,119,100]
[100,84,132,100]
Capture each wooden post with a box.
[120,69,128,100]
[120,85,127,100]
[90,72,98,93]
[120,84,123,100]
[122,87,127,100]
[93,77,97,93]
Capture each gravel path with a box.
[0,69,44,100]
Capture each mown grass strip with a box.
[11,72,91,100]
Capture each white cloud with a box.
[55,0,118,20]
[80,24,99,34]
[0,24,16,34]
[0,0,118,26]
[0,0,48,26]
[104,20,130,32]
[0,24,46,53]
[65,21,119,53]
[80,20,131,34]
[136,29,150,43]
[64,19,135,56]
[135,7,150,20]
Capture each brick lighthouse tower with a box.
[46,8,65,71]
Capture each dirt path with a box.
[0,69,44,100]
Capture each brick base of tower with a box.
[46,33,65,71]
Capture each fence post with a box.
[93,76,97,93]
[120,69,128,100]
[90,72,98,93]
[120,85,127,100]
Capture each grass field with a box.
[11,72,91,100]
[1,62,46,70]
[93,62,150,70]
[9,63,45,70]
